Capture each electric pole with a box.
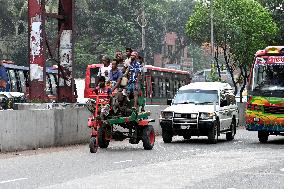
[137,0,147,64]
[210,0,215,79]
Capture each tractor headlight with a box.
[199,112,214,120]
[161,111,173,119]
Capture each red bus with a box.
[84,64,191,105]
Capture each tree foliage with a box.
[186,0,278,94]
[0,0,198,77]
[258,0,284,44]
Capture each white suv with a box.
[160,82,239,144]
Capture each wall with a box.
[0,104,246,152]
[0,107,91,152]
[0,105,166,152]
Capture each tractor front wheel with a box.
[98,127,110,148]
[89,137,98,153]
[142,125,155,150]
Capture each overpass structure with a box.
[28,0,76,102]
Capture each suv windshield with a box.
[173,89,219,105]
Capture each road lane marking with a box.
[280,168,284,172]
[114,160,133,164]
[0,178,28,184]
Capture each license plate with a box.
[181,125,190,129]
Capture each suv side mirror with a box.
[167,99,172,105]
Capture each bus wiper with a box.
[177,101,195,104]
[196,101,214,105]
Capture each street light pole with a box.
[210,0,215,79]
[142,4,146,63]
[137,0,147,64]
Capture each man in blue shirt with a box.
[0,60,8,92]
[127,52,142,109]
[109,59,123,92]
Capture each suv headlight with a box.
[161,111,173,119]
[174,113,182,118]
[199,112,214,120]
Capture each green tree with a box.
[163,0,196,65]
[258,0,284,44]
[0,0,196,77]
[74,0,170,77]
[0,0,27,64]
[188,43,211,72]
[186,0,278,96]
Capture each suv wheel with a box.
[162,129,172,143]
[208,121,218,144]
[226,118,236,141]
[258,131,269,143]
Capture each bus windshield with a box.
[253,64,284,91]
[173,90,219,105]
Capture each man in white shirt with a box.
[124,48,132,68]
[98,55,111,81]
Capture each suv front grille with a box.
[174,113,198,119]
[264,106,284,114]
[173,118,197,124]
[173,113,198,129]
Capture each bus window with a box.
[49,74,57,95]
[165,79,170,98]
[90,67,100,88]
[162,79,166,97]
[5,69,11,91]
[178,81,182,88]
[175,80,179,91]
[17,70,27,93]
[46,74,52,95]
[8,69,18,92]
[169,78,174,98]
[151,76,155,98]
[158,78,163,97]
[145,76,152,98]
[154,77,159,97]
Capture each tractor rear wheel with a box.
[142,125,155,150]
[98,127,110,148]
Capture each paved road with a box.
[0,129,283,189]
